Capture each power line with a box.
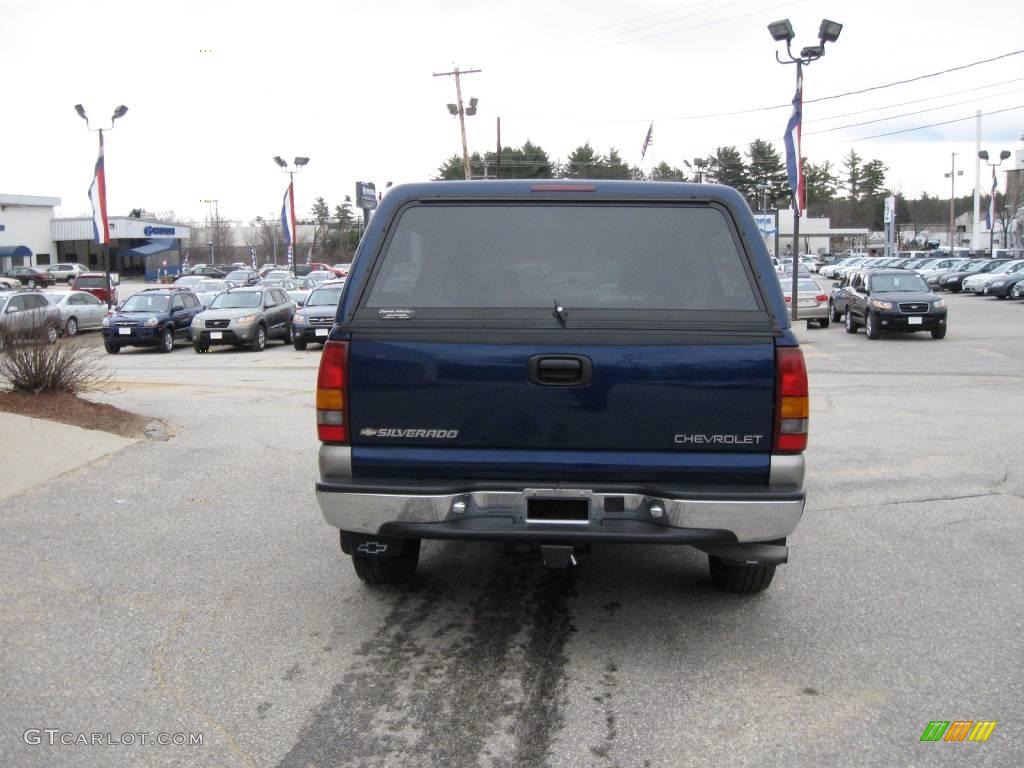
[584,49,1024,123]
[805,75,1024,124]
[551,0,758,52]
[562,0,809,54]
[536,0,723,46]
[804,86,1024,136]
[850,105,1024,141]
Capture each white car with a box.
[191,279,234,308]
[963,260,1024,293]
[47,290,109,336]
[46,263,90,284]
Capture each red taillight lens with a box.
[816,294,828,302]
[774,347,808,453]
[784,296,791,302]
[316,340,349,443]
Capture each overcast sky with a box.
[4,0,1023,225]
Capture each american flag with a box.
[640,122,653,161]
[783,64,805,216]
[985,167,997,230]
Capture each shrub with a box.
[0,322,110,395]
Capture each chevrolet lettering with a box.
[315,180,809,593]
[674,434,765,446]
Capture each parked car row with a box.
[98,279,346,355]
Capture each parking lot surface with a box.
[2,285,1022,767]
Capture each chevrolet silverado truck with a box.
[314,180,808,593]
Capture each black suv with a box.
[844,269,947,340]
[101,287,203,354]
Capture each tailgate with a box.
[348,338,775,483]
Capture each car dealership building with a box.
[1,193,190,280]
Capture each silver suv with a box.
[191,286,294,352]
[0,290,62,346]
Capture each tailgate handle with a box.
[529,355,592,386]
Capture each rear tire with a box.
[352,540,421,585]
[283,325,293,344]
[708,555,776,594]
[46,326,59,345]
[293,338,307,351]
[865,312,882,340]
[818,317,830,329]
[27,279,37,288]
[845,312,858,334]
[931,325,947,339]
[829,301,841,321]
[104,342,120,354]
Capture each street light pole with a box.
[768,18,842,321]
[273,156,309,268]
[979,149,1011,256]
[73,103,128,307]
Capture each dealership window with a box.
[36,253,51,265]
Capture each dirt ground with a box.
[0,390,151,438]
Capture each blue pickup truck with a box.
[314,181,808,593]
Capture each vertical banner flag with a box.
[280,182,297,248]
[250,246,257,270]
[783,63,805,216]
[183,251,190,272]
[88,132,110,244]
[985,168,997,230]
[640,122,653,162]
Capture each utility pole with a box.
[496,116,501,179]
[433,66,481,180]
[945,153,962,249]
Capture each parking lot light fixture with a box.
[768,19,795,42]
[979,148,1010,255]
[74,102,128,305]
[769,19,841,320]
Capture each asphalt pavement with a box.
[1,285,1022,767]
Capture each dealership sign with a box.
[355,182,377,211]
[144,225,176,236]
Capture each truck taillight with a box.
[316,340,349,444]
[774,347,808,453]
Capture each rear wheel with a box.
[351,540,421,585]
[931,325,947,339]
[829,301,841,321]
[27,279,37,288]
[818,317,830,329]
[65,317,79,336]
[46,326,58,345]
[293,338,307,351]
[283,325,293,344]
[708,555,776,594]
[845,311,858,334]
[865,312,882,340]
[104,342,120,354]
